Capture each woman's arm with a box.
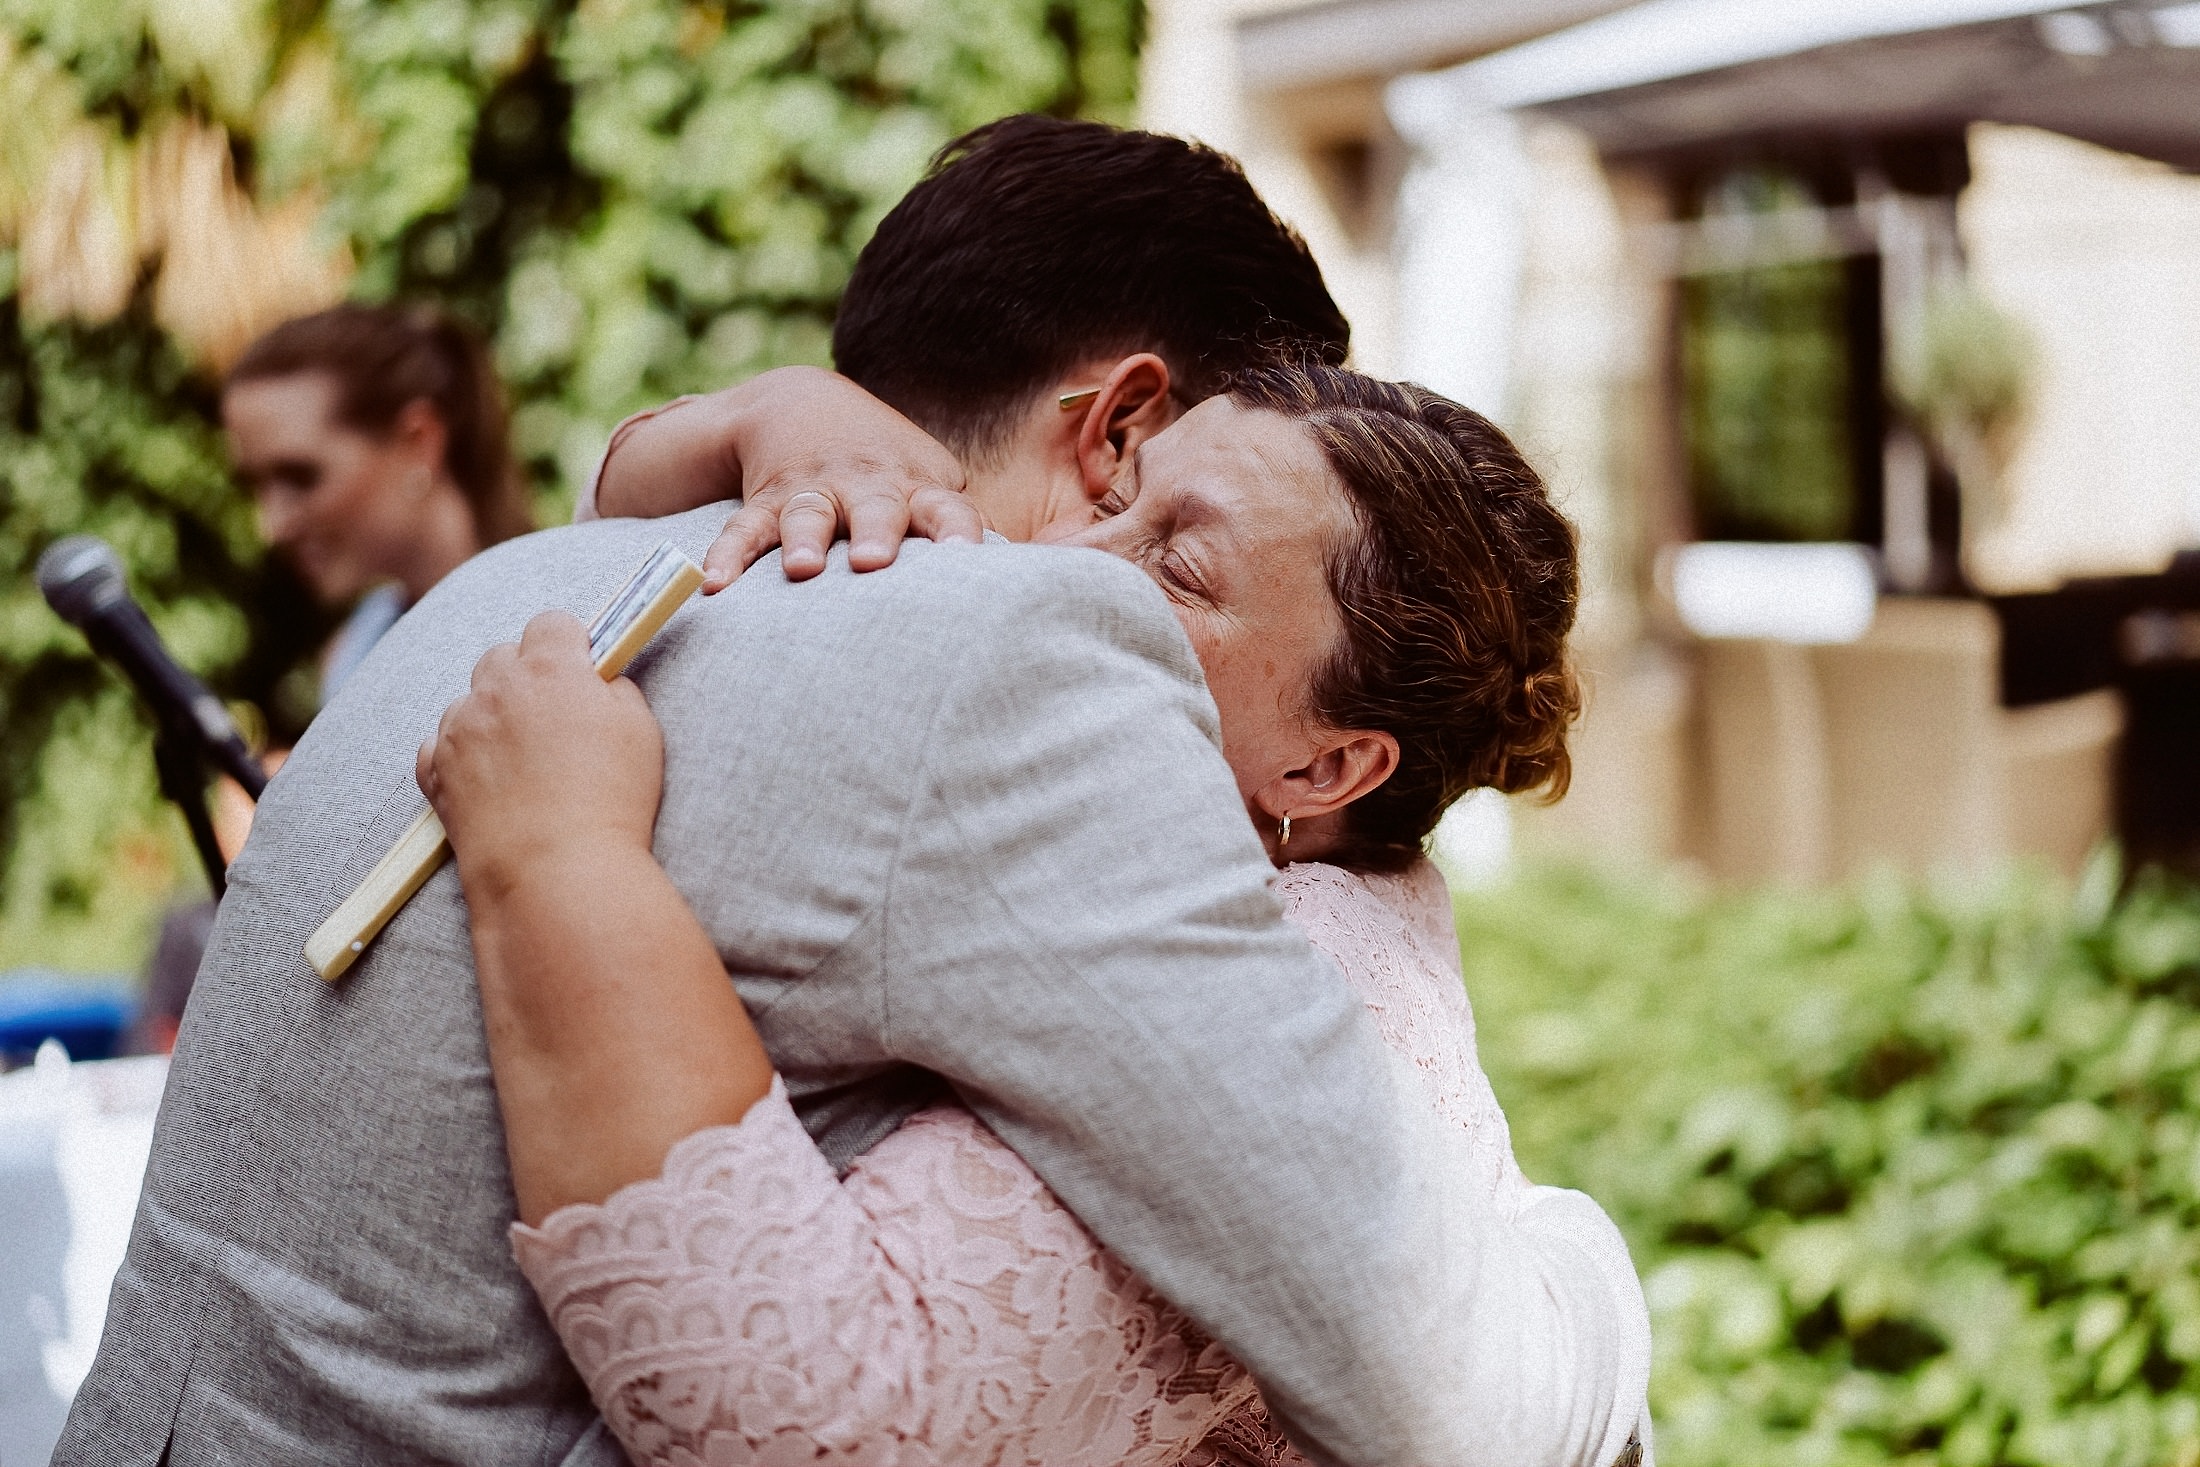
[418,611,773,1225]
[512,1089,1255,1465]
[423,617,1254,1462]
[584,366,982,587]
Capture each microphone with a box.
[38,536,267,798]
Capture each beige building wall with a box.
[1506,119,1640,651]
[1140,0,1403,375]
[1963,123,2200,590]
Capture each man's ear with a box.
[1073,353,1173,502]
[1253,731,1401,826]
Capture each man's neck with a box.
[956,389,1101,542]
[963,461,1089,543]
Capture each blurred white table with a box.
[0,1045,165,1467]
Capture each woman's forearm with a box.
[585,368,975,589]
[512,1088,1260,1465]
[463,842,774,1226]
[591,392,744,520]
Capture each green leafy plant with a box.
[0,0,1139,971]
[1890,280,2035,536]
[1464,854,2200,1467]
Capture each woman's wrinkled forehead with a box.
[1146,397,1349,542]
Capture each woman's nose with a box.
[1060,514,1131,554]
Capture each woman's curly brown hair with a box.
[1227,362,1581,872]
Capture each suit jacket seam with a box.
[876,612,978,1053]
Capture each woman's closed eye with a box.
[1157,546,1216,606]
[1104,512,1214,606]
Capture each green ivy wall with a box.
[0,0,1140,970]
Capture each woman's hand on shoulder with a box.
[417,611,664,903]
[703,367,982,588]
[592,367,984,590]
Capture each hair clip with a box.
[1058,387,1101,411]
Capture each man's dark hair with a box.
[833,115,1350,461]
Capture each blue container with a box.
[0,971,136,1065]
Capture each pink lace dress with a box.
[512,861,1653,1466]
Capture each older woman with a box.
[419,362,1653,1466]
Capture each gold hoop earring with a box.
[1279,814,1291,850]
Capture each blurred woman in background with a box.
[222,302,531,703]
[130,304,530,1054]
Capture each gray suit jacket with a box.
[57,506,1477,1466]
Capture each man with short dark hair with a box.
[835,114,1348,454]
[584,115,1350,567]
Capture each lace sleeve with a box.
[511,1078,1255,1466]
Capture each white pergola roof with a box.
[1452,0,2093,108]
[1427,0,2200,169]
[1234,0,1632,93]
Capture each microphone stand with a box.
[150,718,265,901]
[36,535,268,902]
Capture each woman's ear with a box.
[391,398,451,492]
[1253,730,1401,826]
[1073,353,1174,503]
